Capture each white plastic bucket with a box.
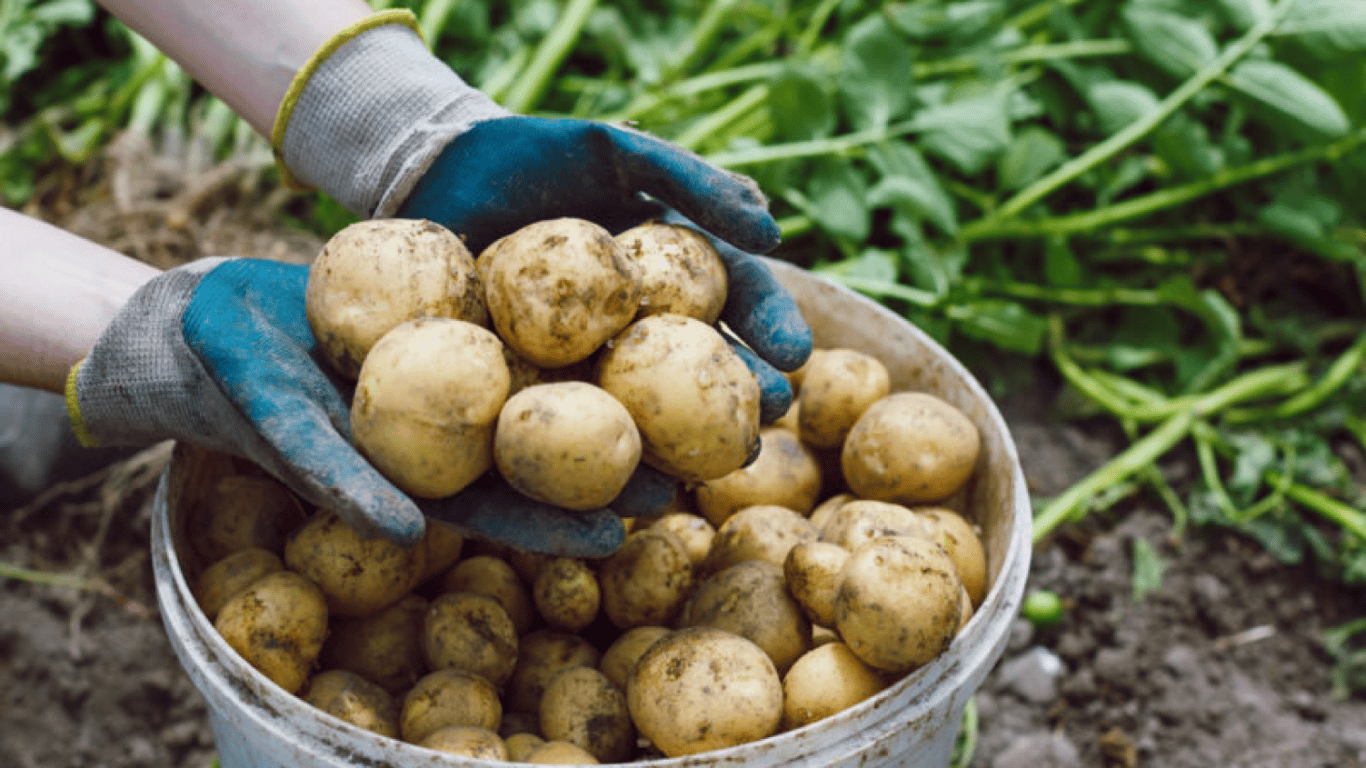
[151,259,1033,767]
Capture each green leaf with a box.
[806,158,870,243]
[768,64,836,142]
[1276,0,1366,57]
[838,14,916,130]
[1131,539,1167,602]
[915,92,1012,175]
[948,300,1046,355]
[1122,5,1219,79]
[1225,59,1351,137]
[887,0,1004,43]
[1219,0,1273,30]
[997,126,1065,191]
[817,248,899,282]
[866,141,958,235]
[1151,110,1224,179]
[1087,80,1162,135]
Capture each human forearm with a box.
[0,208,160,393]
[96,0,373,137]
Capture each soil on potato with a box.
[3,136,1365,768]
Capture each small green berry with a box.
[1022,589,1064,627]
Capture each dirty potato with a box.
[423,591,519,687]
[193,547,283,622]
[598,528,695,629]
[399,668,503,744]
[682,560,811,674]
[842,392,981,504]
[699,503,819,576]
[214,570,328,695]
[505,629,603,715]
[781,642,887,730]
[694,427,823,527]
[539,666,635,763]
[415,725,507,759]
[284,510,426,617]
[302,669,400,739]
[616,220,727,323]
[796,348,891,449]
[189,474,306,562]
[782,540,850,629]
[532,557,600,632]
[318,593,429,695]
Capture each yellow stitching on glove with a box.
[270,9,425,190]
[65,360,99,448]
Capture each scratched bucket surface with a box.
[151,258,1032,768]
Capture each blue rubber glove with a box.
[69,258,667,553]
[398,117,813,421]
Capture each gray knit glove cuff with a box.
[272,11,510,219]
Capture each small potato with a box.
[599,626,671,693]
[700,504,819,576]
[303,669,400,739]
[598,528,694,629]
[682,560,811,674]
[842,392,981,504]
[400,668,502,744]
[416,725,507,759]
[305,218,487,379]
[215,571,328,695]
[523,740,601,764]
[190,474,306,562]
[596,314,760,482]
[782,541,850,629]
[193,547,283,621]
[285,510,426,617]
[694,428,823,527]
[835,536,962,673]
[796,348,891,449]
[616,221,727,324]
[318,593,428,695]
[539,666,634,763]
[480,217,641,367]
[423,592,519,687]
[505,629,602,714]
[440,555,535,635]
[351,317,510,499]
[495,382,641,510]
[916,506,988,607]
[819,499,929,552]
[533,557,600,632]
[628,627,783,757]
[647,513,714,569]
[781,643,886,730]
[505,732,547,761]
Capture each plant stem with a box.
[672,84,769,151]
[1267,470,1366,541]
[501,0,598,113]
[664,0,741,81]
[913,39,1133,79]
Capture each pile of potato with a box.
[189,216,989,763]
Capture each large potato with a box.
[479,217,641,367]
[306,218,487,379]
[351,318,510,499]
[596,313,760,482]
[285,510,426,617]
[494,382,641,511]
[215,570,328,695]
[842,391,981,504]
[627,627,783,757]
[796,348,891,449]
[835,535,962,673]
[694,427,823,527]
[616,221,727,323]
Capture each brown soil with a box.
[3,134,1364,767]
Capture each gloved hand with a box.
[66,258,670,553]
[272,10,813,420]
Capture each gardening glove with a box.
[65,257,670,554]
[272,10,813,421]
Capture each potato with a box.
[318,593,428,695]
[399,668,502,744]
[523,740,601,764]
[350,317,510,499]
[627,627,783,757]
[439,555,535,635]
[494,382,641,510]
[598,625,671,693]
[215,570,328,695]
[479,217,641,367]
[532,557,600,632]
[505,732,547,761]
[819,499,929,552]
[505,629,602,715]
[616,221,727,323]
[682,560,811,674]
[284,510,426,617]
[782,540,850,629]
[415,725,507,759]
[694,427,823,527]
[305,218,487,379]
[835,535,962,673]
[423,591,519,687]
[957,584,975,634]
[417,519,465,584]
[596,313,760,482]
[302,669,400,739]
[189,474,306,562]
[781,643,886,730]
[646,512,714,569]
[699,503,819,576]
[916,506,988,607]
[193,547,282,621]
[807,492,854,533]
[842,391,981,504]
[539,666,635,763]
[598,528,694,629]
[796,348,891,449]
